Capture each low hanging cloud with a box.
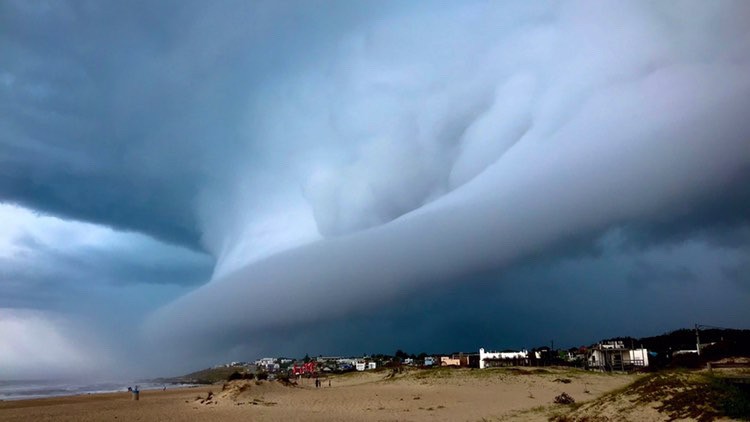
[147,0,750,353]
[0,308,113,380]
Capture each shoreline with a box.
[0,386,214,407]
[0,383,201,402]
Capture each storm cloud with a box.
[1,0,749,377]
[149,0,750,350]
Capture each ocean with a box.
[0,380,197,401]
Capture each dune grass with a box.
[550,369,750,422]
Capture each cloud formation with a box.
[148,0,750,356]
[1,0,750,375]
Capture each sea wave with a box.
[0,380,197,401]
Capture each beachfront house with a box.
[479,348,530,368]
[255,357,280,372]
[437,353,479,367]
[587,341,649,371]
[354,360,378,371]
[440,356,461,366]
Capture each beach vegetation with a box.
[629,371,750,421]
[553,392,575,405]
[226,371,254,381]
[552,369,750,422]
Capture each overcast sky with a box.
[1,0,749,380]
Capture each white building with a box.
[479,348,529,369]
[255,357,279,372]
[588,342,649,370]
[354,361,376,371]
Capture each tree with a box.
[304,354,311,363]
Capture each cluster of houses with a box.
[477,342,650,371]
[227,356,381,375]
[217,341,655,377]
[312,356,377,372]
[210,326,750,377]
[423,341,651,371]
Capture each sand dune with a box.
[550,368,750,422]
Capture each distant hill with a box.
[642,328,750,355]
[156,366,249,384]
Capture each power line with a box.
[695,323,737,355]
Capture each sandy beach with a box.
[0,367,639,421]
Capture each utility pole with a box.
[695,324,701,356]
